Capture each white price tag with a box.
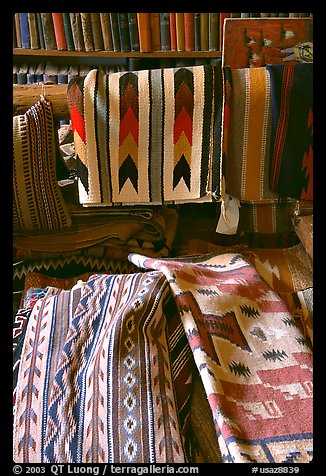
[216,194,240,235]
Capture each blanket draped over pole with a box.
[67,65,223,206]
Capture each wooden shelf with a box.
[13,84,69,119]
[13,48,221,59]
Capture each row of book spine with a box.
[13,13,314,54]
[13,57,222,85]
[13,13,221,53]
[13,62,126,85]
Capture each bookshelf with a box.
[13,48,221,59]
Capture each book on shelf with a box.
[169,13,177,51]
[184,13,194,51]
[150,13,161,52]
[118,13,131,52]
[230,13,241,18]
[260,13,271,17]
[52,13,67,50]
[240,13,250,18]
[200,13,209,51]
[194,13,200,51]
[27,64,37,84]
[69,13,85,51]
[14,14,22,48]
[279,13,289,17]
[58,65,69,84]
[35,63,46,83]
[40,13,57,50]
[109,13,121,52]
[80,13,94,52]
[289,13,300,17]
[44,62,59,83]
[62,13,74,50]
[68,64,80,83]
[137,13,152,52]
[208,13,219,52]
[100,13,113,51]
[127,57,142,71]
[28,13,39,49]
[36,13,45,49]
[79,64,92,77]
[90,13,104,51]
[160,13,170,51]
[250,13,261,17]
[219,13,230,51]
[270,13,279,17]
[17,64,28,84]
[127,13,140,52]
[19,13,30,49]
[175,13,185,51]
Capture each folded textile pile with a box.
[14,206,178,261]
[67,64,223,206]
[13,206,179,293]
[13,252,312,463]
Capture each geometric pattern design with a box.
[14,272,185,463]
[129,252,313,463]
[13,97,71,231]
[67,65,223,206]
[13,252,313,463]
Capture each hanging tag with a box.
[216,194,240,235]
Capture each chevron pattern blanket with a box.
[67,65,223,206]
[13,253,313,463]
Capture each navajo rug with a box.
[67,65,223,206]
[14,253,313,463]
[13,97,71,231]
[267,63,313,200]
[225,66,279,202]
[130,252,313,463]
[13,272,190,463]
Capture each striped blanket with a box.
[67,65,223,206]
[13,253,312,463]
[267,63,313,200]
[13,97,71,231]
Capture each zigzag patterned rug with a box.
[67,65,223,206]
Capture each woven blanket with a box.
[267,63,313,200]
[225,66,279,202]
[238,200,296,235]
[67,65,223,206]
[13,97,71,231]
[14,253,313,463]
[129,253,313,463]
[13,272,192,463]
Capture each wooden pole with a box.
[13,84,69,119]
